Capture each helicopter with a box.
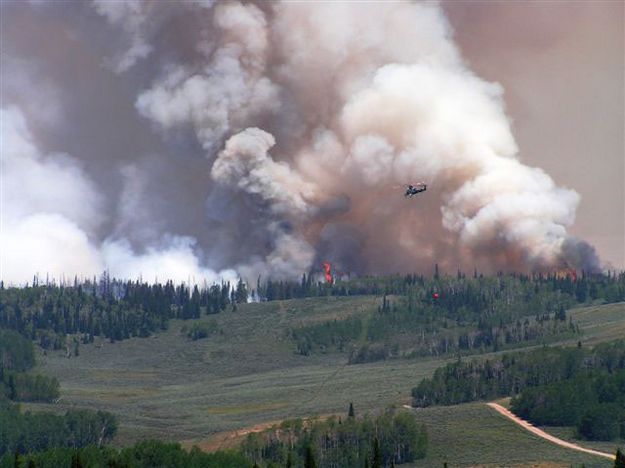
[402,182,427,198]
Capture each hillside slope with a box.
[29,298,624,465]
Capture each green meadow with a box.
[27,297,624,466]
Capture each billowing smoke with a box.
[0,106,236,285]
[1,1,603,285]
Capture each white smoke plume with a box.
[93,0,154,73]
[211,128,315,217]
[101,236,237,285]
[135,2,278,150]
[1,106,103,282]
[1,1,603,285]
[0,107,234,285]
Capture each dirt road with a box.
[486,402,615,461]
[182,413,337,453]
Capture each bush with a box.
[577,404,622,441]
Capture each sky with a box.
[1,1,623,285]
[443,0,624,270]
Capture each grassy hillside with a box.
[28,297,624,464]
[570,301,625,344]
[408,403,611,467]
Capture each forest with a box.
[289,271,625,362]
[1,330,59,403]
[239,407,428,467]
[0,441,250,468]
[0,330,117,457]
[2,408,427,468]
[411,339,625,440]
[2,270,622,360]
[1,269,624,463]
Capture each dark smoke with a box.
[0,1,608,285]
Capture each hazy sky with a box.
[1,1,623,284]
[444,1,624,269]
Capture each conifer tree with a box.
[304,445,317,468]
[70,451,83,468]
[615,448,625,468]
[371,437,382,468]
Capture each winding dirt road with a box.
[486,402,615,461]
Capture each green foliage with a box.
[511,370,625,440]
[0,278,233,344]
[1,371,59,402]
[0,330,34,372]
[288,272,613,360]
[240,408,427,467]
[412,340,625,408]
[0,329,59,403]
[1,442,252,468]
[292,317,362,355]
[0,403,117,456]
[4,270,623,352]
[234,278,248,304]
[185,320,218,341]
[258,270,625,310]
[304,445,317,468]
[577,404,622,441]
[371,437,381,468]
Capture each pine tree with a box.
[348,402,355,418]
[371,437,382,468]
[235,278,248,304]
[615,448,625,468]
[8,374,17,400]
[304,445,317,468]
[70,451,83,468]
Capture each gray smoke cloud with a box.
[0,1,603,285]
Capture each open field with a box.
[29,298,625,464]
[495,397,624,460]
[486,403,614,461]
[569,301,625,345]
[408,403,612,467]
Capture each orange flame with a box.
[322,262,333,284]
[554,268,577,282]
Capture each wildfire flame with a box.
[554,268,577,282]
[322,262,333,284]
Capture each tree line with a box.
[0,330,58,403]
[0,403,117,457]
[0,278,241,346]
[0,330,118,458]
[511,369,625,440]
[240,406,427,467]
[258,269,625,305]
[2,270,623,349]
[1,440,249,468]
[1,405,427,468]
[411,340,625,441]
[412,339,625,406]
[291,277,583,363]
